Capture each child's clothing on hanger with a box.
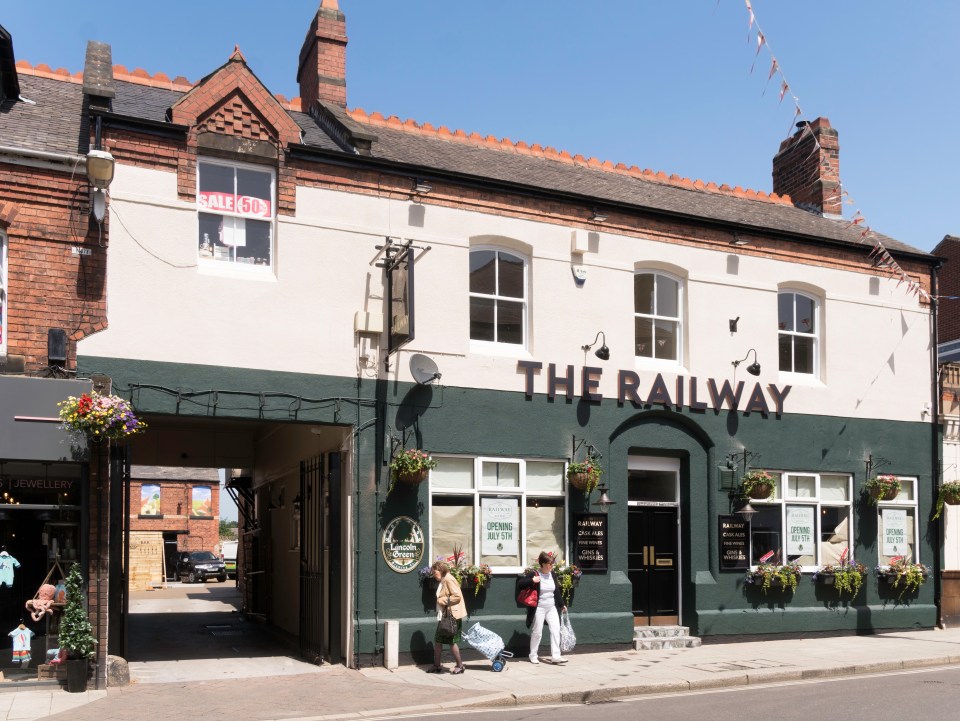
[8,625,33,665]
[0,552,21,588]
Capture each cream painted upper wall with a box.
[79,164,932,422]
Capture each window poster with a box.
[785,506,814,556]
[882,508,908,556]
[480,497,519,556]
[191,486,213,517]
[140,484,161,516]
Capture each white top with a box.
[537,571,555,608]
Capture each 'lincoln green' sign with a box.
[381,516,425,574]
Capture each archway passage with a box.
[117,416,349,680]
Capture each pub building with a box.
[0,1,940,672]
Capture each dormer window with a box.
[198,160,274,270]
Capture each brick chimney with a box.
[298,0,348,108]
[772,117,841,218]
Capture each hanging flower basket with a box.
[739,470,775,500]
[567,455,602,494]
[865,475,900,504]
[58,392,147,443]
[388,449,437,493]
[933,481,960,520]
[397,468,429,485]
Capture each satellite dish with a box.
[410,354,442,385]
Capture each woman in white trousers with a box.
[518,551,568,664]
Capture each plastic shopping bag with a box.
[559,610,576,652]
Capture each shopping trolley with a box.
[462,622,514,672]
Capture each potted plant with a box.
[59,563,96,693]
[388,449,437,493]
[932,480,960,520]
[567,455,602,494]
[744,561,802,593]
[813,554,867,597]
[740,470,775,500]
[877,556,929,597]
[865,474,901,503]
[461,564,492,596]
[58,392,147,443]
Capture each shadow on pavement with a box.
[126,582,301,663]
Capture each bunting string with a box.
[741,0,929,302]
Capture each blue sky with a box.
[4,1,958,253]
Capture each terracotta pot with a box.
[747,482,773,500]
[870,486,899,502]
[568,472,594,491]
[397,467,429,485]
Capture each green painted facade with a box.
[82,356,938,660]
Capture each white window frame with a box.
[468,247,529,351]
[0,230,6,356]
[196,158,276,275]
[633,270,683,364]
[876,476,920,565]
[428,455,567,574]
[748,471,854,571]
[778,290,820,377]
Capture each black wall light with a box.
[732,348,761,376]
[582,331,610,360]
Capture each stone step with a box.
[634,636,702,651]
[633,625,690,639]
[632,625,701,650]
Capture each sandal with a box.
[451,666,465,675]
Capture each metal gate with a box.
[299,454,325,662]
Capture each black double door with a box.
[627,506,679,625]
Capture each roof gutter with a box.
[0,144,85,172]
[287,143,935,266]
[90,107,189,139]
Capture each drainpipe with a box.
[931,263,943,625]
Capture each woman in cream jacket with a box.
[429,559,468,674]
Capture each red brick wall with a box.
[0,162,107,370]
[935,237,960,343]
[129,480,221,553]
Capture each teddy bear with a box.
[26,584,57,622]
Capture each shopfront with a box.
[0,375,92,680]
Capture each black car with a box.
[176,551,227,583]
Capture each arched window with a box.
[469,249,527,346]
[778,291,819,374]
[634,272,682,361]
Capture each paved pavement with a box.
[3,582,960,721]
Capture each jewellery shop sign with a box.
[381,516,425,574]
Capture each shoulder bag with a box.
[517,586,539,608]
